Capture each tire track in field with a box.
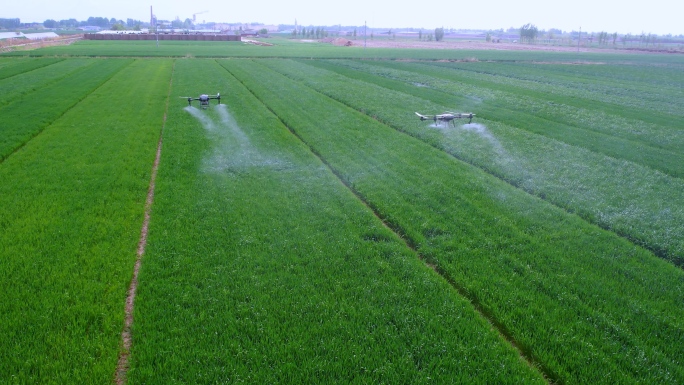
[221,63,554,385]
[113,60,174,385]
[265,61,682,268]
[0,60,133,165]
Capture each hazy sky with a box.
[5,0,683,35]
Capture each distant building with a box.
[79,26,102,32]
[24,32,59,40]
[96,30,145,34]
[0,32,24,40]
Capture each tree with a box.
[259,28,268,35]
[519,23,539,43]
[435,27,444,41]
[612,32,618,45]
[87,17,110,28]
[418,30,422,40]
[43,19,58,28]
[486,32,492,42]
[0,18,21,29]
[60,19,79,28]
[111,23,125,31]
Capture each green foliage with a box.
[0,59,131,162]
[1,44,683,384]
[0,59,93,107]
[43,19,58,28]
[435,27,444,41]
[0,57,63,81]
[0,59,172,383]
[128,58,545,384]
[297,58,684,265]
[7,38,684,64]
[249,58,684,383]
[0,18,21,29]
[520,23,539,43]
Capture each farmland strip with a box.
[114,59,174,385]
[0,59,132,163]
[309,59,684,178]
[307,61,684,179]
[127,58,545,384]
[0,59,173,383]
[0,57,63,80]
[260,59,684,266]
[0,58,95,108]
[424,61,684,118]
[225,61,551,382]
[396,61,684,145]
[221,59,684,384]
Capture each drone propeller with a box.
[179,96,194,106]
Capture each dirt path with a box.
[113,61,174,385]
[0,35,82,52]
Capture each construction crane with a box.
[193,11,209,22]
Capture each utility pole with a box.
[577,26,581,53]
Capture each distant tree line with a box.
[416,28,444,41]
[4,16,148,30]
[291,27,329,39]
[0,18,21,29]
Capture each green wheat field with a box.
[1,38,683,384]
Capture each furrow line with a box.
[113,59,174,385]
[222,63,554,384]
[268,64,679,267]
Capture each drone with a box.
[416,111,475,126]
[180,93,221,109]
